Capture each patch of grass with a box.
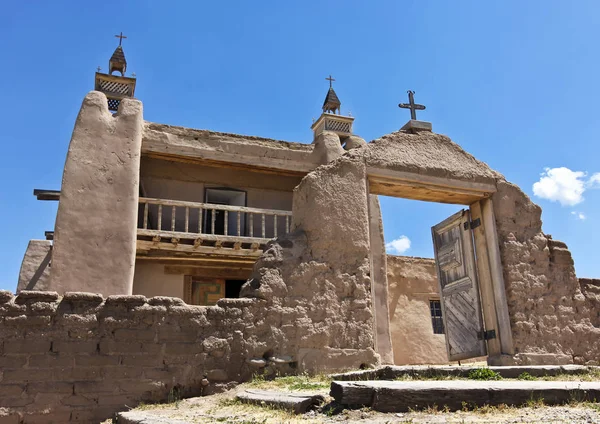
[245,372,330,391]
[467,368,502,381]
[525,393,545,408]
[518,371,536,381]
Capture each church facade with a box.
[16,38,599,370]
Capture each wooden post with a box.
[198,208,202,233]
[224,210,229,235]
[185,207,189,233]
[143,202,148,229]
[237,211,241,236]
[250,213,254,237]
[274,215,278,237]
[481,198,514,355]
[469,201,501,357]
[211,208,216,235]
[171,206,176,231]
[157,205,162,231]
[261,214,266,238]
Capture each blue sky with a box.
[1,1,599,291]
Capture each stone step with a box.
[236,389,325,414]
[330,364,594,381]
[330,380,600,412]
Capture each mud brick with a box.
[114,328,156,341]
[99,340,143,354]
[3,340,51,355]
[52,340,99,354]
[61,394,97,407]
[28,353,74,368]
[0,355,27,368]
[22,411,71,424]
[164,343,203,355]
[27,381,73,394]
[60,366,103,381]
[74,381,119,394]
[0,384,25,397]
[3,368,53,382]
[121,354,162,367]
[74,353,120,367]
[104,366,143,379]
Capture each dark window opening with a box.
[430,300,445,334]
[225,280,246,298]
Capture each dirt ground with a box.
[110,384,600,424]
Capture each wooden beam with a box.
[470,201,501,357]
[33,189,60,201]
[136,240,263,258]
[368,167,496,205]
[481,198,514,355]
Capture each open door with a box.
[432,209,487,361]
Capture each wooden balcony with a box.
[136,197,292,259]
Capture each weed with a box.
[525,393,545,408]
[518,371,536,381]
[467,368,502,381]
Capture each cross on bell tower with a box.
[311,75,355,142]
[94,33,137,111]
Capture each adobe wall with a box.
[492,180,600,365]
[1,155,380,422]
[132,263,185,299]
[387,255,447,365]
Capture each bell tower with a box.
[94,32,137,111]
[311,75,354,141]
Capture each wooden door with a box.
[432,209,487,361]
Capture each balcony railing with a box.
[137,197,292,255]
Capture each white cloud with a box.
[385,236,411,255]
[571,211,586,221]
[532,167,587,206]
[589,173,600,188]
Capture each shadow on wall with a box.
[387,255,449,365]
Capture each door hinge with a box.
[463,218,481,230]
[478,329,496,340]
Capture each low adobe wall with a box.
[387,256,447,365]
[0,290,269,422]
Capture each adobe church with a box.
[15,36,599,372]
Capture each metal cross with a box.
[97,66,101,72]
[326,75,335,88]
[398,90,426,120]
[115,32,127,46]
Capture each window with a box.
[430,300,445,334]
[183,277,247,305]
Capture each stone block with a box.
[400,119,432,133]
